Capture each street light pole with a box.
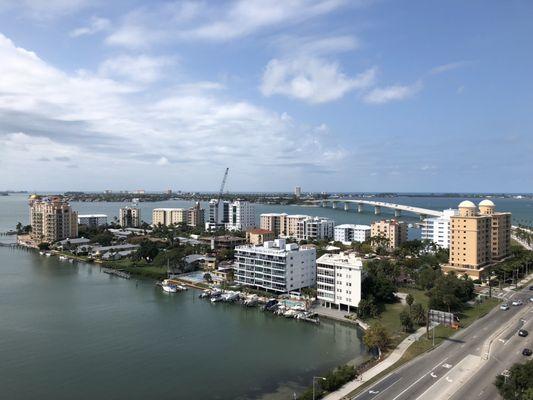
[312,376,327,400]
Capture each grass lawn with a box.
[365,287,429,346]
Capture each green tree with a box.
[495,359,533,400]
[38,242,50,251]
[357,297,379,319]
[203,273,212,283]
[406,293,414,313]
[363,322,391,359]
[399,309,414,332]
[136,239,159,261]
[411,303,427,326]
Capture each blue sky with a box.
[0,0,531,192]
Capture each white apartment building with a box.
[225,200,256,232]
[317,252,364,311]
[78,214,108,227]
[334,224,371,245]
[421,209,459,249]
[296,217,335,241]
[206,199,229,230]
[234,239,316,293]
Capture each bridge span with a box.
[307,199,443,218]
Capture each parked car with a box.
[529,285,533,290]
[530,297,533,303]
[500,303,510,310]
[522,348,532,356]
[512,300,524,306]
[519,329,529,337]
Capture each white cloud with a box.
[99,54,175,84]
[0,0,91,19]
[363,81,422,104]
[430,61,470,75]
[0,33,343,188]
[105,0,351,48]
[261,57,376,104]
[70,16,110,37]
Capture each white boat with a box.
[58,255,68,261]
[44,253,52,257]
[162,284,178,293]
[39,251,45,256]
[244,295,259,307]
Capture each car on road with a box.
[500,303,510,310]
[522,348,532,356]
[512,300,524,306]
[529,285,533,290]
[519,329,529,337]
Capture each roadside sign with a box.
[429,309,456,327]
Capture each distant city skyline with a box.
[0,1,532,192]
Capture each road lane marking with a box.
[430,372,437,378]
[368,377,403,400]
[442,364,452,369]
[446,376,453,383]
[389,358,448,400]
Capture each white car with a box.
[500,304,510,310]
[512,300,524,306]
[530,297,533,303]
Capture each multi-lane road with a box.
[351,286,533,400]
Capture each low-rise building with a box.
[90,243,140,258]
[200,235,246,250]
[334,224,371,245]
[317,252,363,311]
[371,219,408,249]
[234,239,316,293]
[152,203,204,228]
[246,228,275,245]
[78,214,108,227]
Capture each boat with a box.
[283,309,298,318]
[39,251,44,256]
[199,290,211,298]
[44,253,52,257]
[58,255,68,261]
[162,284,178,293]
[263,299,278,311]
[210,294,223,303]
[244,295,259,307]
[222,292,240,302]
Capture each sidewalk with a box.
[323,326,427,400]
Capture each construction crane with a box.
[218,167,229,201]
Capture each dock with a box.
[102,268,131,279]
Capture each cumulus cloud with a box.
[362,81,422,104]
[70,16,110,37]
[0,33,344,188]
[261,57,376,104]
[98,54,175,84]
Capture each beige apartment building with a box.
[259,213,308,238]
[443,200,511,280]
[29,195,78,244]
[152,203,204,228]
[246,228,275,245]
[370,219,408,249]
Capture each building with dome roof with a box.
[443,199,511,280]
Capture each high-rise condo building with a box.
[294,186,302,198]
[225,200,256,232]
[317,252,364,311]
[119,206,141,228]
[334,224,371,245]
[370,219,408,249]
[29,195,78,244]
[187,202,205,228]
[420,209,459,249]
[444,200,511,279]
[259,213,308,238]
[234,239,316,293]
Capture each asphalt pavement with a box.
[351,285,533,400]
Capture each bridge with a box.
[307,199,443,219]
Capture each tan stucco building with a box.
[29,195,78,244]
[152,202,204,228]
[370,219,408,249]
[259,213,309,238]
[443,200,511,280]
[246,228,275,245]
